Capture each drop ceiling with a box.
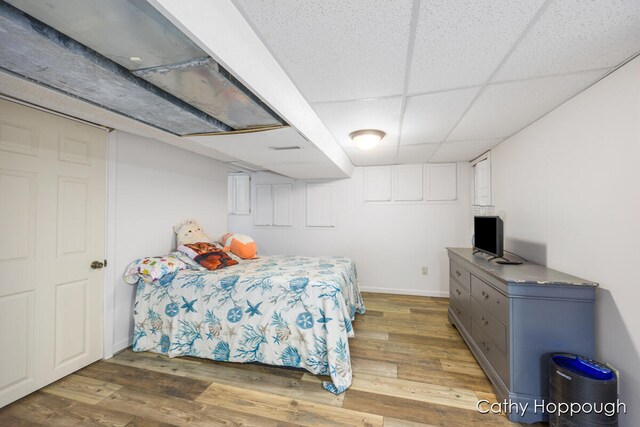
[2,0,640,177]
[233,0,640,166]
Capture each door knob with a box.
[91,260,104,269]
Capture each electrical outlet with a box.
[422,266,428,275]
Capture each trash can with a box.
[549,353,618,427]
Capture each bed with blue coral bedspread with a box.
[131,255,365,394]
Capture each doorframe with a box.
[103,130,118,359]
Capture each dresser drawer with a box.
[471,297,507,353]
[450,275,470,310]
[449,296,470,331]
[450,260,471,290]
[471,275,508,323]
[471,319,509,384]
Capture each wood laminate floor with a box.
[0,293,545,426]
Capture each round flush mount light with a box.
[349,129,386,150]
[129,56,142,63]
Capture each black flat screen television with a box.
[474,216,504,258]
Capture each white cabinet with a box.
[363,166,391,201]
[394,164,423,201]
[253,184,273,225]
[362,163,457,203]
[251,183,293,227]
[473,158,491,205]
[228,174,250,215]
[425,163,457,201]
[306,183,334,227]
[272,184,293,226]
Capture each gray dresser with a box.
[447,248,598,424]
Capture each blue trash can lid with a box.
[552,354,615,381]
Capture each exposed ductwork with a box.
[0,0,285,136]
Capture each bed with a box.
[129,254,365,394]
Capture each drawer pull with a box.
[484,293,490,300]
[456,270,461,277]
[456,289,461,295]
[481,316,488,326]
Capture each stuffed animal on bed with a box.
[174,220,238,270]
[220,233,258,259]
[173,219,213,246]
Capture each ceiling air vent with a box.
[269,146,302,151]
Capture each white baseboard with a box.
[359,287,448,298]
[112,335,133,355]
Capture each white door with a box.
[0,99,106,407]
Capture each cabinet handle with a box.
[456,289,461,295]
[496,299,500,304]
[484,293,490,300]
[481,316,488,326]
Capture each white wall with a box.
[491,57,640,424]
[228,164,471,296]
[106,131,228,354]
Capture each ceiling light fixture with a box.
[350,129,385,150]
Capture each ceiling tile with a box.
[397,143,440,164]
[408,0,545,93]
[430,139,503,162]
[448,69,609,141]
[313,97,402,149]
[344,146,398,166]
[401,87,480,145]
[233,0,413,102]
[495,0,640,81]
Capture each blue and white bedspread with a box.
[132,255,365,394]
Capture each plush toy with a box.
[220,233,258,259]
[173,219,213,246]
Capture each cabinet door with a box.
[227,176,235,214]
[425,163,457,201]
[306,183,334,227]
[233,175,251,215]
[273,184,293,226]
[364,166,391,201]
[394,164,423,201]
[474,158,491,205]
[253,184,273,226]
